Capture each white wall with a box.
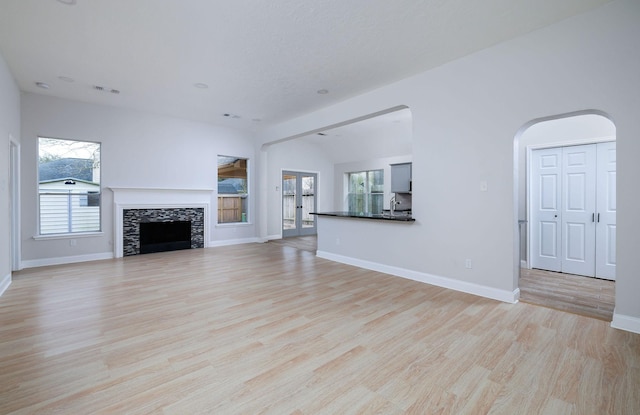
[518,113,616,262]
[0,51,20,294]
[264,139,334,238]
[257,0,640,330]
[20,93,256,266]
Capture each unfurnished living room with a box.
[1,1,639,414]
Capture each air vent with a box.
[93,85,120,94]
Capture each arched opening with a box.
[514,111,616,320]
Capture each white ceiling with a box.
[300,108,413,164]
[0,0,611,131]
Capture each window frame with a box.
[346,169,384,214]
[37,136,102,236]
[217,155,250,225]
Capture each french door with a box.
[530,142,616,280]
[282,171,317,237]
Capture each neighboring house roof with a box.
[218,179,245,194]
[39,158,95,183]
[39,178,99,186]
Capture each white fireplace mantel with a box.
[110,187,213,258]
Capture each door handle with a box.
[592,213,595,222]
[597,213,600,223]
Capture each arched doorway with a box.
[515,111,616,320]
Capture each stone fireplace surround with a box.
[123,207,204,256]
[111,187,212,258]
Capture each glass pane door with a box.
[301,174,315,230]
[282,171,317,237]
[282,173,297,232]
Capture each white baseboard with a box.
[611,310,640,334]
[316,250,520,304]
[21,252,114,269]
[0,273,11,297]
[520,259,528,269]
[266,234,282,241]
[208,237,263,247]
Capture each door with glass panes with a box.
[282,171,317,237]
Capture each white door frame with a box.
[526,136,615,271]
[281,169,319,238]
[9,136,21,271]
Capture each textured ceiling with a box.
[0,0,612,131]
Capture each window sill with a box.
[33,231,104,241]
[216,222,252,227]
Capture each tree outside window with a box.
[347,169,383,214]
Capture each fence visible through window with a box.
[39,191,101,234]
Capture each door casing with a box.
[282,170,318,238]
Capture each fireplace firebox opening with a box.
[139,220,192,254]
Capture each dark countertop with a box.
[311,211,415,222]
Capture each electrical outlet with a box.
[465,259,472,269]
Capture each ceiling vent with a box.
[93,85,120,94]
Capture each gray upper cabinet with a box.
[391,162,412,193]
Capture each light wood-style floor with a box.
[267,235,319,253]
[274,236,617,322]
[2,243,639,414]
[520,268,615,322]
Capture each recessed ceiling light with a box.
[317,89,329,95]
[252,118,262,122]
[58,76,74,82]
[194,83,208,89]
[35,82,50,89]
[56,0,77,5]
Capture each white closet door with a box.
[531,148,562,272]
[596,142,616,280]
[561,144,597,277]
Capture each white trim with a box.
[208,237,262,247]
[9,136,21,271]
[21,252,114,269]
[317,250,520,304]
[33,231,104,241]
[611,310,640,334]
[215,222,253,228]
[267,233,282,241]
[0,273,11,297]
[520,259,528,269]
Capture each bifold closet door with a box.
[531,142,616,280]
[531,147,563,272]
[560,144,597,277]
[595,142,616,280]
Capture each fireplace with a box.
[110,187,213,258]
[122,207,204,256]
[140,220,192,254]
